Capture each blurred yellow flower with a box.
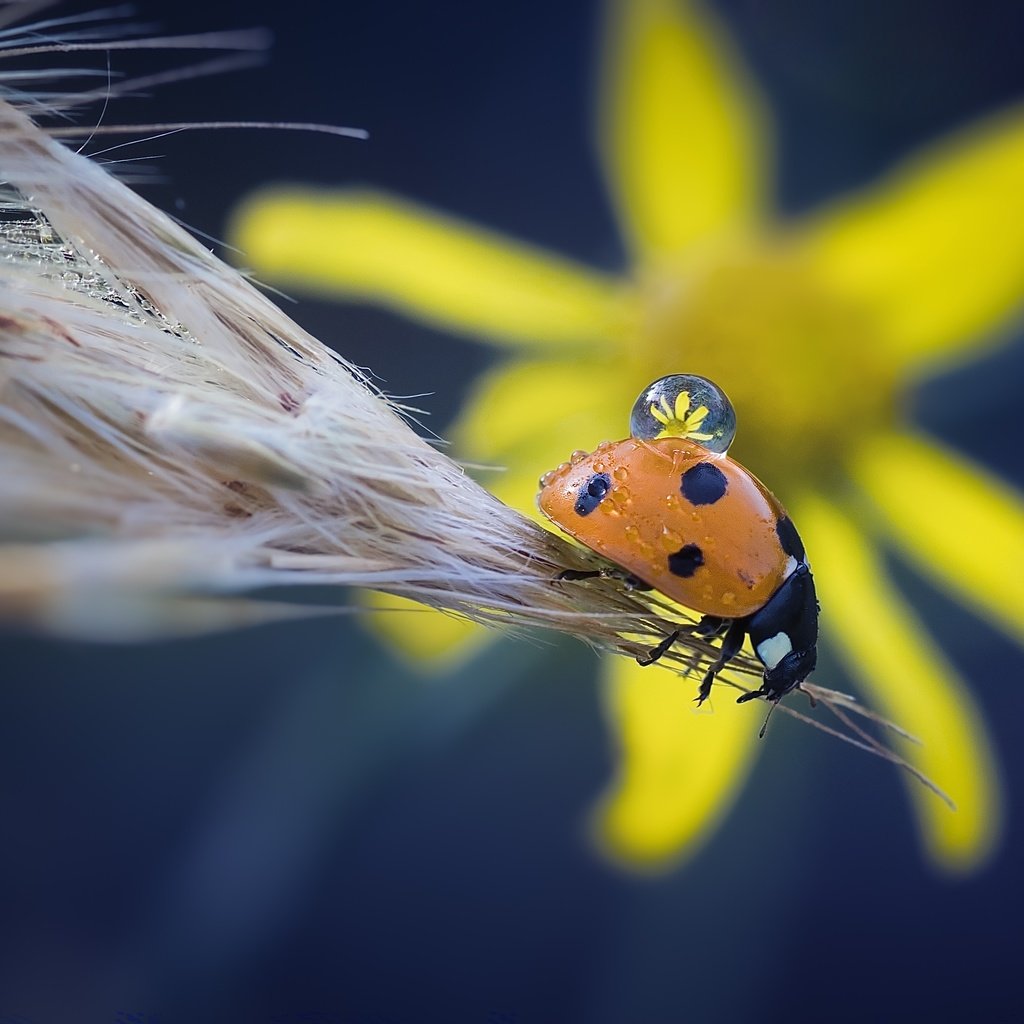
[230,0,1024,873]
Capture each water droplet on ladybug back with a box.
[629,374,736,454]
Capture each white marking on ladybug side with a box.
[756,631,793,670]
[784,555,799,578]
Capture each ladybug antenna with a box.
[758,698,780,740]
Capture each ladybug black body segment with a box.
[538,435,819,708]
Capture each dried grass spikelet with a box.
[0,20,954,805]
[0,76,691,654]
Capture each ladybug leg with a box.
[673,617,719,671]
[554,568,652,591]
[620,572,654,592]
[672,616,728,678]
[696,619,747,705]
[693,614,727,638]
[636,629,682,666]
[554,569,604,582]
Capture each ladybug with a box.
[538,374,818,714]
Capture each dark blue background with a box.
[2,1,1023,1021]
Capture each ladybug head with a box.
[761,643,817,700]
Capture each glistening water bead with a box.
[629,374,736,454]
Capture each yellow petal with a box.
[804,105,1024,372]
[599,0,768,263]
[592,654,761,870]
[451,355,644,533]
[794,491,1001,873]
[362,590,490,671]
[452,356,626,462]
[229,189,626,348]
[853,431,1024,645]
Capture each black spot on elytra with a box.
[680,462,728,506]
[574,473,611,516]
[668,543,704,578]
[776,516,805,561]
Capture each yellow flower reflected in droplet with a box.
[648,391,714,442]
[230,0,1023,873]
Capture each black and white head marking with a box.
[746,563,819,700]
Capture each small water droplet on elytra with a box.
[660,527,682,551]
